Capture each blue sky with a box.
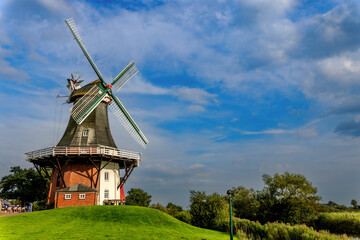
[1,0,360,208]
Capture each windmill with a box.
[25,18,148,208]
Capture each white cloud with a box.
[173,87,218,105]
[37,0,72,13]
[121,76,170,95]
[237,128,295,135]
[187,105,206,112]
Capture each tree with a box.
[231,186,259,220]
[257,172,321,224]
[166,202,183,216]
[125,188,151,207]
[189,190,228,230]
[0,166,48,205]
[351,199,358,210]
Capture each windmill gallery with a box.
[25,18,149,209]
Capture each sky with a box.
[1,0,360,208]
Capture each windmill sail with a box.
[108,96,148,148]
[70,84,107,125]
[65,18,106,84]
[112,61,139,92]
[65,17,149,148]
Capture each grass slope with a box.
[0,205,232,240]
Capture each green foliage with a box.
[351,199,358,210]
[309,212,360,236]
[0,205,232,240]
[189,190,229,230]
[231,186,259,220]
[150,202,167,213]
[166,202,183,216]
[174,211,191,224]
[256,172,320,224]
[319,201,353,213]
[217,217,351,239]
[125,188,152,207]
[0,166,48,205]
[32,199,48,211]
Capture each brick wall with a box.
[48,161,100,204]
[55,192,97,208]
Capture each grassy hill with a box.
[0,205,233,240]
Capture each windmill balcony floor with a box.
[25,145,141,164]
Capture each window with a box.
[82,130,89,137]
[65,194,71,200]
[104,190,109,199]
[104,172,109,181]
[79,194,86,199]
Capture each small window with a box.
[79,194,86,199]
[65,194,71,200]
[82,130,89,137]
[104,189,109,199]
[104,172,109,181]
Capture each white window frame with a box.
[65,194,72,200]
[82,129,89,137]
[104,189,109,199]
[104,172,109,182]
[79,194,86,200]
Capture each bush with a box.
[149,202,167,213]
[174,211,191,224]
[222,217,351,240]
[32,199,47,211]
[309,212,360,236]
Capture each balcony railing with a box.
[25,145,141,161]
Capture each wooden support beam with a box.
[117,161,135,189]
[41,167,51,180]
[94,159,102,189]
[33,164,50,190]
[55,158,67,188]
[89,158,100,171]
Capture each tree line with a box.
[1,166,359,227]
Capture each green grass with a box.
[0,205,234,240]
[0,213,5,216]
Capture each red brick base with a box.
[55,192,97,208]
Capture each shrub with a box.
[309,212,360,236]
[174,211,191,224]
[149,202,167,213]
[218,217,351,239]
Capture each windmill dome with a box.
[68,79,106,103]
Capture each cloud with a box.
[37,0,72,13]
[173,87,218,105]
[334,119,360,137]
[294,1,360,59]
[121,76,170,95]
[187,105,206,112]
[237,129,295,135]
[329,98,360,115]
[297,127,318,138]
